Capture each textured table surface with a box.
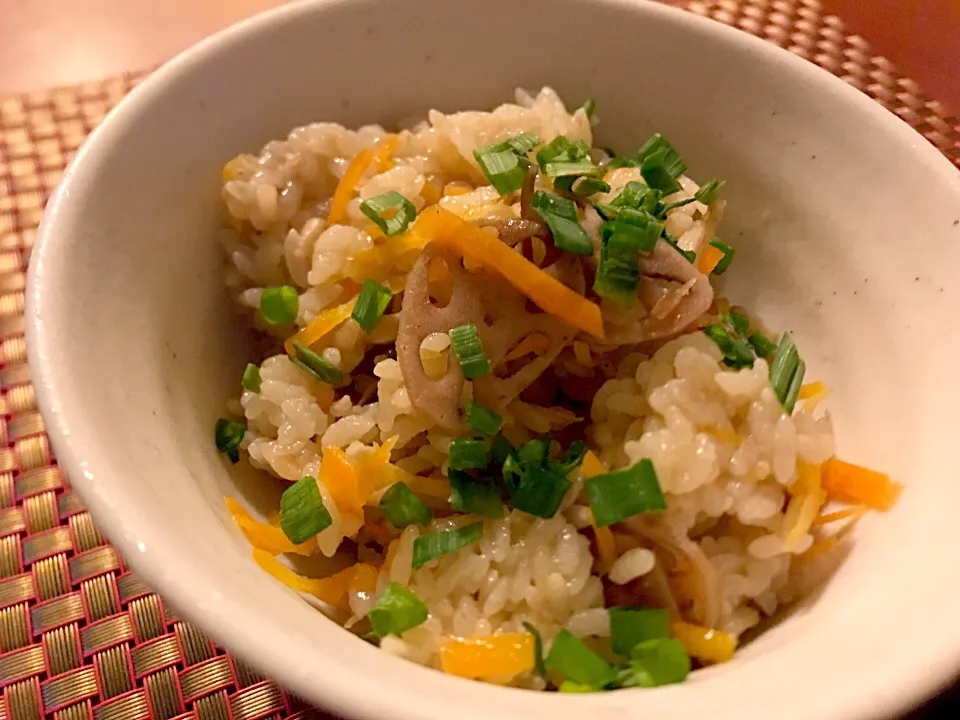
[0,2,958,719]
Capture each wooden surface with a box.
[0,0,286,94]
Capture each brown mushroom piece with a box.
[396,245,585,433]
[603,239,715,345]
[616,514,721,628]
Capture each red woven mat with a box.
[0,2,957,720]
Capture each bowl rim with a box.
[26,0,960,718]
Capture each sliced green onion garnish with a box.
[545,630,617,688]
[601,212,663,253]
[558,681,599,693]
[351,278,393,332]
[708,239,735,275]
[279,475,333,543]
[464,402,502,436]
[695,178,725,205]
[571,176,610,197]
[359,191,417,236]
[474,148,528,196]
[594,214,662,304]
[448,438,489,471]
[535,136,591,170]
[555,440,588,474]
[509,466,570,519]
[725,311,750,336]
[260,285,298,325]
[291,340,342,384]
[412,522,484,569]
[379,482,432,528]
[585,458,667,527]
[748,331,777,359]
[605,156,640,170]
[367,583,429,637]
[522,622,548,679]
[490,435,514,468]
[214,418,245,463]
[611,181,660,214]
[516,436,550,468]
[241,363,261,392]
[635,133,687,179]
[664,232,697,263]
[531,191,593,255]
[500,131,542,155]
[593,202,620,220]
[620,638,691,688]
[640,148,682,195]
[449,323,491,379]
[609,607,671,656]
[660,197,696,214]
[449,470,505,518]
[581,98,596,119]
[544,161,598,178]
[704,325,755,369]
[769,333,804,413]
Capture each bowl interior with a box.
[28,0,960,718]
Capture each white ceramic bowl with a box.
[27,0,960,718]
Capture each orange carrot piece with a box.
[697,243,725,274]
[320,446,364,521]
[502,334,550,363]
[374,134,399,172]
[284,297,358,356]
[413,206,605,338]
[225,497,316,556]
[812,504,867,526]
[672,621,738,663]
[327,149,374,227]
[821,458,902,511]
[253,550,371,610]
[440,633,535,679]
[798,381,827,400]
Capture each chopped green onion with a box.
[448,438,489,471]
[641,148,682,194]
[708,239,735,275]
[725,311,750,336]
[241,363,261,392]
[593,202,620,220]
[748,331,777,359]
[585,458,667,527]
[531,191,593,255]
[279,475,333,543]
[620,638,691,687]
[581,98,596,119]
[260,285,298,325]
[412,522,484,569]
[464,402,502,436]
[379,482,432,528]
[367,583,429,637]
[516,436,550,468]
[601,212,663,253]
[663,232,697,263]
[594,213,662,304]
[605,156,640,170]
[660,197,696,214]
[545,630,617,688]
[291,340,342,384]
[544,161,598,178]
[571,176,610,197]
[449,470,504,518]
[555,440,588,474]
[522,622,548,679]
[558,681,599,693]
[214,418,245,463]
[490,435,514,469]
[359,191,417,236]
[609,607,671,656]
[694,178,725,205]
[611,181,660,214]
[449,324,491,379]
[593,246,640,305]
[500,132,542,155]
[635,134,687,179]
[351,279,393,332]
[473,148,529,196]
[704,325,755,369]
[769,333,804,413]
[509,465,570,519]
[536,136,590,170]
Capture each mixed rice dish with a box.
[214,88,901,691]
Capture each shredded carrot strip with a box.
[798,381,827,400]
[502,334,550,363]
[320,446,364,522]
[579,451,616,572]
[812,504,867,526]
[783,462,822,548]
[327,149,374,228]
[343,231,428,283]
[285,297,358,356]
[373,134,399,172]
[440,634,534,679]
[253,550,372,610]
[672,621,737,664]
[225,497,316,556]
[370,465,451,500]
[413,206,605,338]
[821,458,902,511]
[581,450,608,480]
[697,243,725,274]
[802,389,829,414]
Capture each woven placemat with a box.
[1,2,958,719]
